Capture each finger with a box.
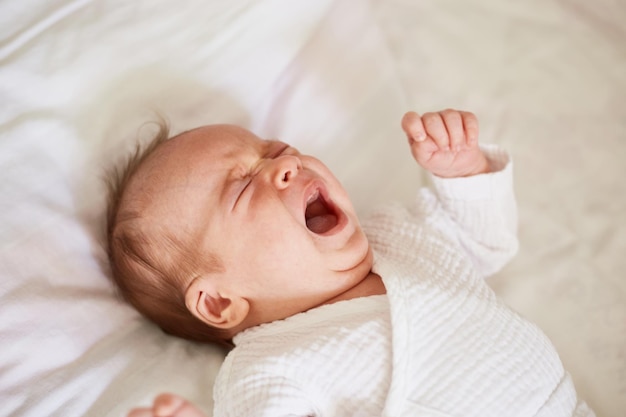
[422,112,449,150]
[128,408,153,417]
[401,111,426,142]
[409,139,437,167]
[460,111,479,145]
[170,402,207,417]
[154,393,187,416]
[154,393,205,417]
[440,109,464,151]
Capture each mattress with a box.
[1,0,624,416]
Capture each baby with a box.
[108,109,594,417]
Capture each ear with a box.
[184,277,249,330]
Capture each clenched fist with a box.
[401,109,490,178]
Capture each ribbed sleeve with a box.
[428,144,519,277]
[363,147,593,417]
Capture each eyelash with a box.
[233,178,251,208]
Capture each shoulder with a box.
[213,344,310,416]
[214,297,392,413]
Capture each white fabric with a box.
[214,148,593,417]
[218,295,392,416]
[1,1,625,416]
[369,149,591,417]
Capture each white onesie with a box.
[213,146,594,417]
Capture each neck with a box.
[323,271,386,306]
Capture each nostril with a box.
[275,156,301,186]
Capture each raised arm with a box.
[401,109,518,277]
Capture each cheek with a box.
[239,235,319,287]
[265,227,317,260]
[238,216,318,264]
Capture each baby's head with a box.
[106,123,373,347]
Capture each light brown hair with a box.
[105,121,233,349]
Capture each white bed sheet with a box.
[1,0,624,416]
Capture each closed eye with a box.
[232,177,252,209]
[231,141,296,210]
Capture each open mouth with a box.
[304,190,339,234]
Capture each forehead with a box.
[169,124,265,164]
[124,124,264,216]
[141,124,265,180]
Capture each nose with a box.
[267,155,302,190]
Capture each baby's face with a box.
[134,125,372,326]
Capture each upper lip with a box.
[300,179,345,236]
[302,180,325,216]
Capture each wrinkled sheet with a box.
[1,0,624,416]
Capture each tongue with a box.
[306,214,338,234]
[305,198,338,234]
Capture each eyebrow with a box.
[267,140,291,157]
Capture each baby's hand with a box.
[127,393,207,417]
[401,109,490,178]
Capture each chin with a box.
[343,234,373,274]
[360,244,374,271]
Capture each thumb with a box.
[401,111,426,142]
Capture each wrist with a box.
[462,152,491,177]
